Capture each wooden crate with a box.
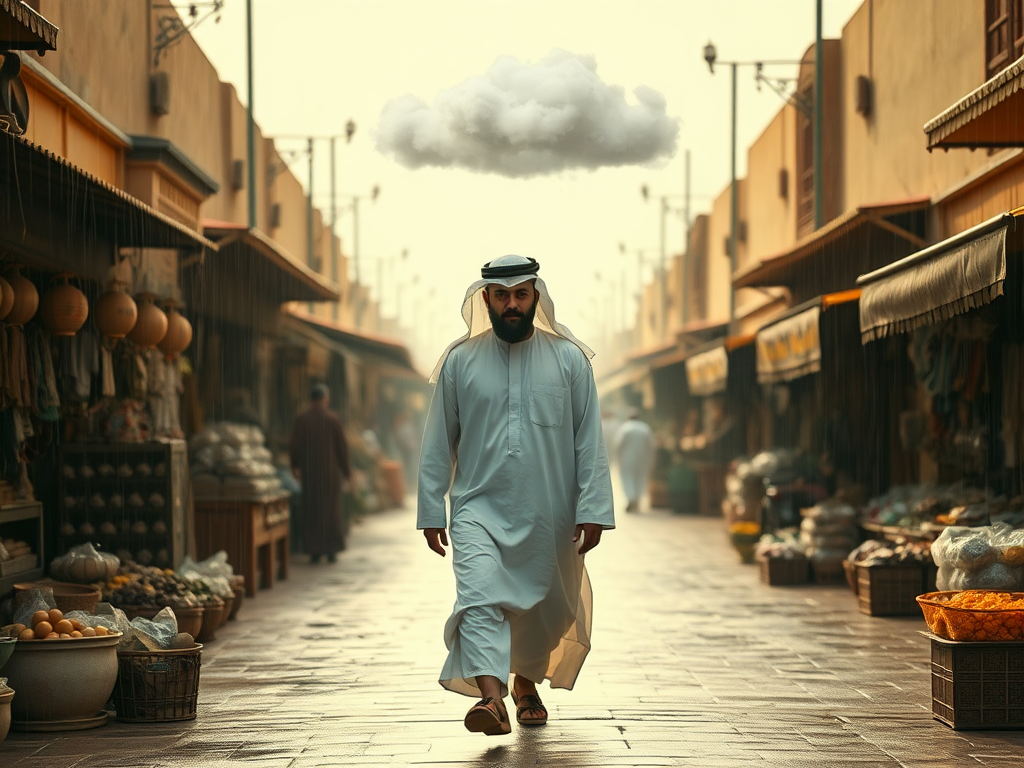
[758,554,810,586]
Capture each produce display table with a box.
[193,493,290,597]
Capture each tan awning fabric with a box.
[0,0,58,53]
[203,221,340,303]
[285,308,418,375]
[597,361,649,394]
[733,197,929,289]
[857,211,1019,343]
[925,55,1024,149]
[756,305,821,385]
[686,345,728,396]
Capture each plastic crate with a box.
[929,634,1024,730]
[856,563,925,616]
[758,555,809,586]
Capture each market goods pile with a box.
[102,564,205,610]
[847,538,933,567]
[933,522,1024,591]
[918,589,1024,641]
[4,608,113,641]
[800,501,858,575]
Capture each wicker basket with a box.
[112,644,203,722]
[917,590,1024,641]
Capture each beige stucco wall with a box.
[841,0,994,210]
[746,104,798,263]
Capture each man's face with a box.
[483,282,539,343]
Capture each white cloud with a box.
[375,49,679,178]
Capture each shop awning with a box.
[925,55,1024,150]
[755,292,860,384]
[0,0,58,54]
[0,132,215,260]
[857,210,1024,343]
[597,359,650,394]
[733,197,930,290]
[285,308,419,377]
[202,221,339,303]
[683,334,756,397]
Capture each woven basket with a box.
[112,645,203,722]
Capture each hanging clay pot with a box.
[0,275,12,321]
[94,281,137,339]
[127,293,167,349]
[39,273,89,336]
[3,265,39,326]
[157,305,193,359]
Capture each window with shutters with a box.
[987,0,1024,79]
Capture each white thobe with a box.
[417,329,614,697]
[615,419,655,504]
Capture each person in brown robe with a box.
[289,383,352,563]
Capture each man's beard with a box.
[487,298,538,343]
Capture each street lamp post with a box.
[704,42,812,331]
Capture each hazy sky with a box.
[188,0,862,369]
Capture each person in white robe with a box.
[418,254,614,736]
[614,413,656,512]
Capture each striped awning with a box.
[926,56,1024,149]
[0,0,58,53]
[857,211,1022,343]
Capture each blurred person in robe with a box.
[614,411,655,512]
[289,383,352,563]
[418,255,614,736]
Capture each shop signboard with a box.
[756,305,821,384]
[685,345,728,397]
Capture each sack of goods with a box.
[800,501,859,574]
[933,522,1024,591]
[187,422,280,500]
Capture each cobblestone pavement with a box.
[4,503,1024,767]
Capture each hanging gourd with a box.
[94,280,138,339]
[3,265,39,326]
[157,303,193,359]
[127,293,168,349]
[0,274,12,321]
[39,272,89,336]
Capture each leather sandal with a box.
[464,697,511,736]
[511,689,548,727]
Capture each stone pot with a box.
[229,580,244,621]
[0,688,13,744]
[3,634,121,730]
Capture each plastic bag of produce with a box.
[12,588,56,626]
[178,552,233,597]
[931,526,997,570]
[126,606,179,651]
[49,542,119,584]
[847,540,885,564]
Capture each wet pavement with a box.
[3,501,1024,767]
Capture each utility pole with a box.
[813,0,823,230]
[729,61,738,330]
[682,149,691,328]
[330,137,338,321]
[245,0,256,228]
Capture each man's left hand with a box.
[573,524,603,555]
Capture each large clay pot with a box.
[217,594,234,629]
[195,598,224,643]
[157,306,192,359]
[39,274,89,336]
[0,688,12,744]
[3,633,121,730]
[3,266,38,326]
[94,281,137,339]
[127,294,167,349]
[0,275,13,321]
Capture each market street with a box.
[4,505,1024,767]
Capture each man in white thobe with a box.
[614,413,656,512]
[418,255,614,736]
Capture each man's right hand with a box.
[423,528,449,557]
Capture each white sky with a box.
[188,0,863,369]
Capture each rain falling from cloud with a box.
[375,49,679,178]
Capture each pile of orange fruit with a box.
[919,590,1024,641]
[4,608,113,641]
